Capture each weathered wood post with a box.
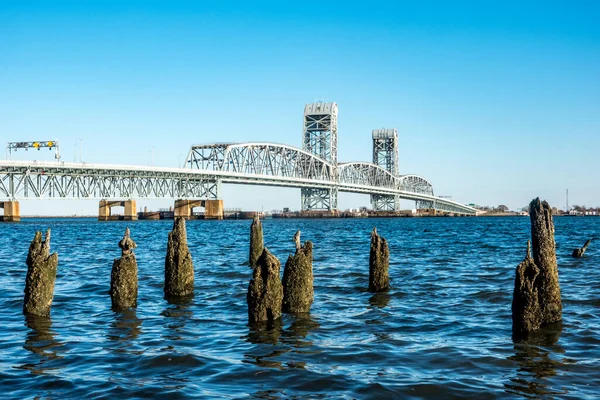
[369,227,390,292]
[249,214,264,267]
[23,229,58,317]
[282,231,314,313]
[512,198,562,334]
[247,248,283,323]
[572,239,592,258]
[165,217,194,299]
[109,228,138,311]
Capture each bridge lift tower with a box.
[371,128,399,211]
[301,102,338,211]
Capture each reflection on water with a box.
[281,314,320,348]
[108,309,142,345]
[505,322,572,397]
[165,293,194,306]
[161,301,193,342]
[246,319,283,345]
[369,292,391,309]
[244,315,320,370]
[366,292,392,327]
[20,315,64,374]
[244,319,285,369]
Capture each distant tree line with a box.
[474,205,510,212]
[474,204,599,214]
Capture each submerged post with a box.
[23,229,58,317]
[247,248,283,323]
[512,198,562,334]
[282,231,314,313]
[249,214,264,268]
[369,228,390,292]
[110,228,138,311]
[572,239,592,258]
[165,217,194,299]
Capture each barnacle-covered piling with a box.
[512,198,562,334]
[249,214,264,268]
[110,228,138,311]
[23,229,58,317]
[247,248,283,323]
[165,217,194,299]
[282,231,314,313]
[572,239,592,258]
[369,227,390,292]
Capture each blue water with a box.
[0,217,599,398]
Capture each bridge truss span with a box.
[338,162,397,190]
[398,175,434,196]
[0,161,220,200]
[0,146,477,215]
[186,142,335,182]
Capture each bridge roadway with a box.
[0,148,476,216]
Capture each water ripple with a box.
[1,216,599,398]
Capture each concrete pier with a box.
[204,199,224,219]
[282,231,314,314]
[512,198,562,334]
[99,199,137,221]
[110,228,138,311]
[23,229,58,317]
[174,199,224,219]
[249,214,264,267]
[164,217,194,299]
[0,201,20,222]
[247,248,283,323]
[369,227,390,292]
[174,199,202,219]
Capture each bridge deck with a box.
[0,160,477,215]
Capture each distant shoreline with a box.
[15,214,599,219]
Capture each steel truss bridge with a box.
[0,102,476,215]
[0,142,476,215]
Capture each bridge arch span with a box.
[187,142,334,181]
[397,175,434,196]
[338,162,396,190]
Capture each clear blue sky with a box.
[2,1,599,214]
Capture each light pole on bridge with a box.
[74,138,84,162]
[148,146,155,166]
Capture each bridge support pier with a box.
[203,199,224,219]
[174,199,202,219]
[371,195,400,212]
[99,200,138,221]
[0,201,20,222]
[174,199,224,220]
[301,188,338,212]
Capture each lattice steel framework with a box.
[0,161,219,200]
[301,102,338,211]
[371,128,399,211]
[186,143,334,181]
[0,145,478,215]
[338,162,396,188]
[398,175,434,196]
[372,129,398,175]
